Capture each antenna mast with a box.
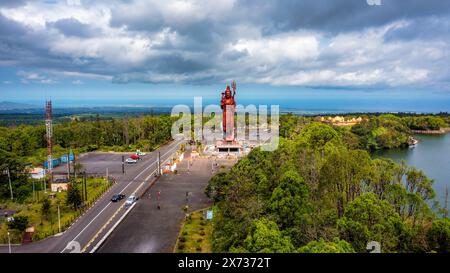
[45,100,53,186]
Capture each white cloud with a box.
[17,71,57,84]
[232,32,320,64]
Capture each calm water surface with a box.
[374,133,450,206]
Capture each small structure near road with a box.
[51,178,69,192]
[27,167,46,179]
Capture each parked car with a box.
[136,150,146,156]
[125,158,137,164]
[111,193,126,202]
[125,195,138,206]
[130,154,141,160]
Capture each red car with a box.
[130,154,140,160]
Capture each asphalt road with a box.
[97,152,214,253]
[0,139,184,253]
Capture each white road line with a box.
[88,153,176,253]
[60,140,183,253]
[89,202,137,253]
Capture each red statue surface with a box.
[220,81,236,142]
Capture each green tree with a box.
[66,183,82,210]
[270,170,309,228]
[7,215,29,232]
[298,238,355,253]
[427,218,450,253]
[297,122,341,149]
[41,198,51,220]
[242,218,294,253]
[337,193,406,252]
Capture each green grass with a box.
[175,208,212,253]
[0,177,111,244]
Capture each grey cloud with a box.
[384,16,450,42]
[0,0,28,8]
[237,0,450,35]
[47,17,99,38]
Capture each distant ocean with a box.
[9,96,450,115]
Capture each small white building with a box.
[28,167,45,179]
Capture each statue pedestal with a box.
[215,140,242,153]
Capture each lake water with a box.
[374,133,450,206]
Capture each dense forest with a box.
[0,114,174,160]
[281,114,448,151]
[207,119,450,253]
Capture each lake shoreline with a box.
[374,133,449,206]
[411,128,450,135]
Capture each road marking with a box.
[89,202,137,253]
[85,146,179,252]
[60,140,183,253]
[82,172,153,252]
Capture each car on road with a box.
[111,193,126,202]
[125,195,138,206]
[130,154,141,160]
[125,158,137,164]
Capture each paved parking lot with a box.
[53,152,149,176]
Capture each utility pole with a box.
[66,153,70,180]
[32,179,35,202]
[157,152,161,176]
[57,204,61,233]
[84,171,87,202]
[122,155,125,174]
[73,153,77,179]
[6,168,13,200]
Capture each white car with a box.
[125,158,137,164]
[125,195,138,206]
[136,150,146,156]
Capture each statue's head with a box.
[225,85,231,98]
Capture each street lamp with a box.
[7,231,11,254]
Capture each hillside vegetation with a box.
[207,121,449,253]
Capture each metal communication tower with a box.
[45,100,53,185]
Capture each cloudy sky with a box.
[1,0,450,110]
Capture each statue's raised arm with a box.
[231,80,236,97]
